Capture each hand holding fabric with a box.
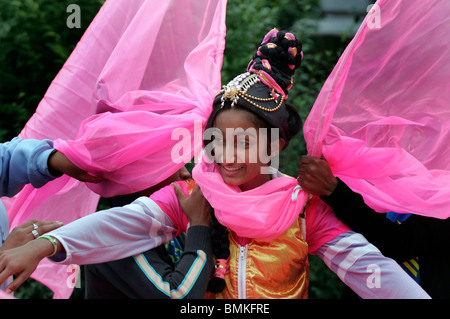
[47,151,104,183]
[297,155,338,197]
[173,183,211,228]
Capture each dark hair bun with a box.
[247,29,303,95]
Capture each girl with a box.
[0,30,429,299]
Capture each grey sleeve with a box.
[316,231,430,299]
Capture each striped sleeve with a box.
[315,231,430,299]
[133,250,207,299]
[132,225,213,299]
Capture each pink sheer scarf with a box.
[54,0,226,197]
[5,0,226,298]
[304,0,450,219]
[193,154,309,241]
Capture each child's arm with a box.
[116,226,213,299]
[0,196,178,294]
[1,137,58,197]
[48,195,178,265]
[85,181,212,299]
[46,180,196,265]
[0,137,102,197]
[306,197,429,298]
[0,181,196,294]
[315,230,430,299]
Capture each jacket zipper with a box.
[238,244,248,299]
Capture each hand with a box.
[173,182,211,227]
[0,219,63,251]
[297,155,338,197]
[0,238,56,294]
[48,150,104,183]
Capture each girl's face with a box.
[212,108,282,191]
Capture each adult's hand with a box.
[0,219,63,252]
[0,238,57,294]
[297,155,338,197]
[48,151,104,183]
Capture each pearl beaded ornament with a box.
[218,72,285,112]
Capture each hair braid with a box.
[207,208,230,293]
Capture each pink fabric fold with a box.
[193,153,308,241]
[54,0,227,197]
[150,180,190,236]
[303,0,450,218]
[6,0,227,298]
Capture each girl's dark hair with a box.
[285,103,302,144]
[206,209,230,293]
[202,102,301,152]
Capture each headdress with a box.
[212,28,303,145]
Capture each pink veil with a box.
[54,0,226,197]
[304,0,450,218]
[4,0,226,298]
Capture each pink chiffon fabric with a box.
[54,0,226,197]
[192,154,348,247]
[193,153,309,241]
[304,0,450,219]
[5,0,226,298]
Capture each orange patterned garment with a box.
[207,217,309,299]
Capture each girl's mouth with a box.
[219,164,244,175]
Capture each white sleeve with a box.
[47,196,177,265]
[316,231,431,299]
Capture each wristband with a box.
[38,235,59,257]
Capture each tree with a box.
[0,0,104,140]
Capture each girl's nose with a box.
[223,142,237,164]
[178,166,191,180]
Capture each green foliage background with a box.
[1,0,364,299]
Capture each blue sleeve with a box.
[0,137,57,197]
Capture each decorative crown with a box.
[218,72,285,112]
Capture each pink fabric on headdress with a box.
[54,0,227,197]
[193,153,309,241]
[192,153,348,246]
[5,0,226,298]
[303,0,450,218]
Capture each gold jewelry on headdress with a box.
[218,72,285,112]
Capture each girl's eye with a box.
[213,136,223,144]
[238,140,249,147]
[236,137,252,148]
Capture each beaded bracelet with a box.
[38,235,59,257]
